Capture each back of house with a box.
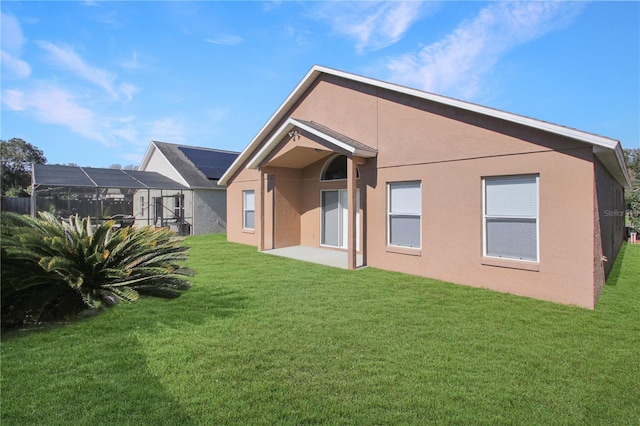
[220,66,630,309]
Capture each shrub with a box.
[1,212,193,330]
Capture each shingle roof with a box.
[219,65,630,188]
[246,118,377,171]
[294,119,377,155]
[151,142,239,189]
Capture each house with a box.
[218,65,630,309]
[138,141,239,235]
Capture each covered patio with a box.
[246,118,377,270]
[264,245,364,269]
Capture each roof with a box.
[140,141,239,189]
[246,118,377,170]
[32,164,188,193]
[219,65,630,188]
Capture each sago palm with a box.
[1,212,193,328]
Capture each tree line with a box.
[0,138,137,196]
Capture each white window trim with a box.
[319,189,360,250]
[482,174,539,263]
[387,181,422,249]
[243,190,255,230]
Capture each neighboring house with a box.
[219,65,630,309]
[138,141,239,235]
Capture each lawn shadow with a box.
[2,286,248,342]
[604,242,627,287]
[1,330,199,425]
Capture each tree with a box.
[0,138,47,196]
[624,148,640,230]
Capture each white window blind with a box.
[484,175,538,261]
[388,181,421,248]
[243,190,255,230]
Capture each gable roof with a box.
[219,65,630,187]
[246,118,377,170]
[140,141,239,190]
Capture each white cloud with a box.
[36,40,138,100]
[37,41,116,92]
[1,13,31,78]
[205,34,244,46]
[2,84,107,143]
[119,51,141,71]
[149,117,185,144]
[386,1,583,99]
[1,50,31,78]
[314,1,426,52]
[118,82,139,102]
[1,13,25,52]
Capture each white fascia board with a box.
[218,68,323,185]
[220,64,623,185]
[593,144,632,188]
[246,120,297,169]
[145,141,190,187]
[138,141,158,171]
[316,66,620,150]
[246,118,376,170]
[292,119,376,158]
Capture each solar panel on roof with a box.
[83,168,147,188]
[32,164,188,190]
[33,164,96,187]
[178,147,238,180]
[124,170,187,189]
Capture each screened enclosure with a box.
[31,164,191,233]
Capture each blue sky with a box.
[1,1,638,168]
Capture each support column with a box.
[30,187,37,217]
[347,157,357,270]
[259,170,265,252]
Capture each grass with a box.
[1,235,639,425]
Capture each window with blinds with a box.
[243,190,255,230]
[483,175,538,261]
[388,181,421,248]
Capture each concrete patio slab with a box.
[263,246,364,269]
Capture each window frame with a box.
[243,190,255,230]
[387,181,422,249]
[482,174,539,263]
[173,194,182,219]
[320,154,360,181]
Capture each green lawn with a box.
[2,235,639,425]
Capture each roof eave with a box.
[218,67,325,185]
[219,64,628,185]
[593,144,632,188]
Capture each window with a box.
[243,190,255,230]
[321,155,359,181]
[140,196,145,215]
[388,181,421,248]
[483,175,538,261]
[174,195,182,219]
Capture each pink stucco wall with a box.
[226,73,622,308]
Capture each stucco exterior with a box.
[221,66,629,309]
